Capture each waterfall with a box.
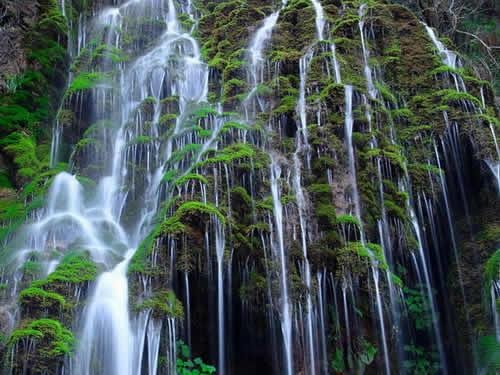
[425,23,499,192]
[410,207,448,374]
[72,250,135,375]
[3,1,499,374]
[294,77,316,375]
[297,51,313,170]
[343,85,363,236]
[310,0,325,41]
[330,43,342,84]
[245,1,287,116]
[215,218,226,375]
[423,24,459,69]
[270,155,294,375]
[358,4,377,99]
[4,0,213,373]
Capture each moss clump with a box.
[174,173,209,187]
[8,318,74,373]
[484,249,500,290]
[136,290,184,319]
[31,252,97,297]
[159,113,177,127]
[164,201,225,230]
[436,88,481,107]
[129,200,224,276]
[68,72,108,94]
[239,271,267,307]
[127,135,154,146]
[19,287,66,314]
[0,131,43,181]
[336,214,360,227]
[196,143,267,169]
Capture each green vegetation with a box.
[176,340,216,375]
[31,252,97,292]
[8,319,74,373]
[19,287,66,311]
[404,286,433,330]
[137,290,184,319]
[403,345,440,375]
[68,72,109,94]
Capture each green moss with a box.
[230,186,252,207]
[68,72,109,94]
[171,201,225,226]
[196,143,265,168]
[168,143,202,164]
[128,224,163,275]
[485,249,500,289]
[273,96,298,115]
[477,335,500,372]
[136,290,184,319]
[436,89,481,107]
[129,200,224,276]
[220,121,250,133]
[162,169,179,184]
[159,113,177,127]
[91,44,129,64]
[19,287,66,310]
[0,132,42,179]
[128,135,154,146]
[31,252,97,295]
[239,271,266,305]
[9,318,74,358]
[335,214,360,226]
[375,82,398,104]
[174,173,209,186]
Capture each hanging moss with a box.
[32,253,97,290]
[484,249,500,290]
[8,318,74,374]
[67,72,109,94]
[174,173,209,187]
[19,287,66,313]
[136,290,184,319]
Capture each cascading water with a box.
[4,0,213,374]
[424,24,500,192]
[270,156,294,375]
[70,0,211,373]
[310,0,325,41]
[358,4,377,99]
[245,0,287,117]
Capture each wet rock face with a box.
[0,1,39,93]
[0,0,498,374]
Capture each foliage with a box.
[8,318,75,358]
[404,286,433,330]
[176,340,216,375]
[485,249,500,289]
[403,345,440,374]
[174,173,209,187]
[477,335,500,373]
[357,339,377,365]
[19,287,66,310]
[32,252,97,289]
[68,72,108,94]
[137,290,184,319]
[331,348,346,373]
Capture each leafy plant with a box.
[477,335,500,374]
[403,345,440,375]
[404,286,433,330]
[331,348,345,373]
[176,340,216,375]
[357,339,377,365]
